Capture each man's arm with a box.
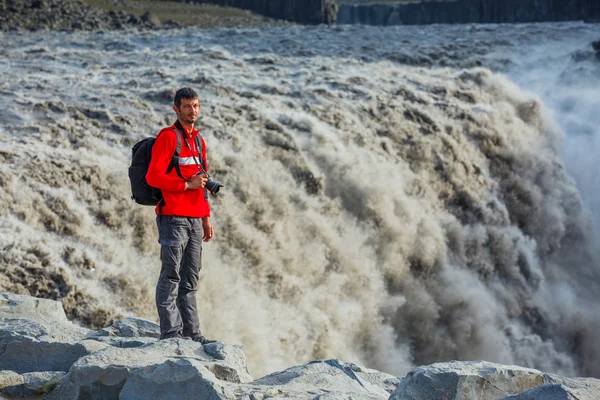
[202,216,214,242]
[200,137,213,241]
[146,130,187,192]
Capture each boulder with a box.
[0,370,65,397]
[141,11,161,28]
[0,370,22,391]
[0,317,89,342]
[247,359,400,399]
[0,318,102,373]
[44,338,401,400]
[501,375,600,400]
[323,0,338,25]
[0,331,106,374]
[0,292,67,323]
[390,361,545,400]
[44,339,253,400]
[501,384,578,399]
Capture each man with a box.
[146,87,215,344]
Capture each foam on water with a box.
[0,22,599,378]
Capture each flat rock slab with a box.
[0,292,67,323]
[0,318,90,342]
[87,317,160,339]
[391,361,546,400]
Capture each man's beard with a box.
[181,115,197,124]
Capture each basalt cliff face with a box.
[337,0,600,25]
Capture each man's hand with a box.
[202,217,214,242]
[187,173,208,190]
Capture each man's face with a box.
[174,97,200,125]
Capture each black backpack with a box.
[128,128,205,206]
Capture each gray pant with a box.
[155,215,203,339]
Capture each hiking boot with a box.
[190,335,216,345]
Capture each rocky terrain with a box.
[167,0,339,25]
[1,292,600,399]
[0,0,291,31]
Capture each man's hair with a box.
[174,87,198,108]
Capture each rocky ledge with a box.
[0,0,179,31]
[0,0,291,31]
[1,292,599,399]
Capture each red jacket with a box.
[146,123,210,218]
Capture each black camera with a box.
[206,178,224,194]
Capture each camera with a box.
[206,178,224,194]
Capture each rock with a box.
[323,0,338,25]
[0,370,22,390]
[6,293,600,400]
[141,10,161,27]
[390,361,545,400]
[44,339,253,400]
[250,359,399,398]
[0,370,65,397]
[500,384,576,399]
[47,346,399,400]
[502,375,600,400]
[0,318,102,374]
[0,292,67,323]
[202,342,253,383]
[592,40,600,52]
[87,316,161,338]
[0,332,105,374]
[0,317,89,343]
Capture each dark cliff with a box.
[338,0,600,25]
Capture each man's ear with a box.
[173,105,178,113]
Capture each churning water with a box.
[0,22,599,379]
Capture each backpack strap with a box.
[195,135,207,173]
[194,135,209,201]
[166,128,185,180]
